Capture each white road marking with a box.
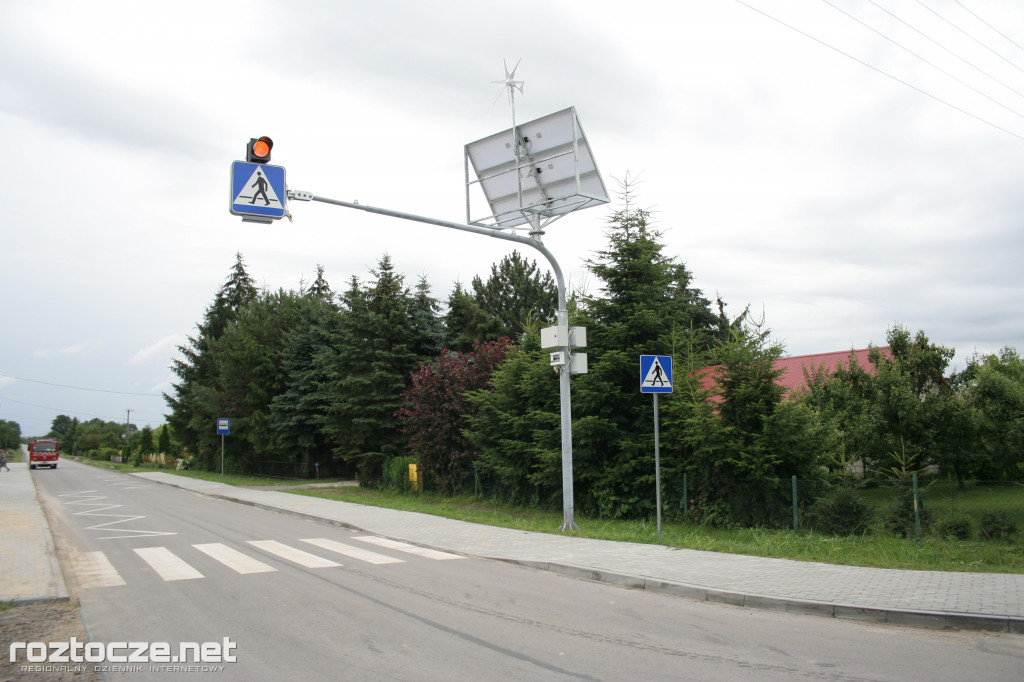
[60,490,176,540]
[300,538,405,565]
[193,543,278,574]
[246,540,341,568]
[72,551,126,589]
[351,536,464,560]
[134,547,204,581]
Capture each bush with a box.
[382,456,418,492]
[805,487,873,536]
[884,486,931,538]
[979,512,1018,541]
[688,501,738,529]
[935,516,972,540]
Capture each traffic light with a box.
[246,136,273,164]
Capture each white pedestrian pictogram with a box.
[642,357,670,388]
[233,167,282,208]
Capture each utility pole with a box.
[124,409,132,462]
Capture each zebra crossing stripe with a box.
[73,551,126,589]
[77,536,469,587]
[300,538,405,565]
[193,543,277,574]
[246,540,341,568]
[352,536,464,560]
[134,547,204,581]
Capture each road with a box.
[30,459,1024,681]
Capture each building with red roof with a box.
[696,346,892,400]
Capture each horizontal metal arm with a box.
[293,191,567,311]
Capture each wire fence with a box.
[401,467,1023,542]
[676,475,1024,541]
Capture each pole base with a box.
[558,521,579,532]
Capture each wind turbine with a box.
[492,58,525,107]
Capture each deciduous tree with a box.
[398,338,511,492]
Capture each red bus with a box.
[28,439,60,469]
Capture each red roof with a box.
[695,346,891,399]
[774,347,890,396]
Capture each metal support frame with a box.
[290,190,579,531]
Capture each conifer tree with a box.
[467,180,728,518]
[271,285,344,476]
[470,250,557,342]
[321,256,429,481]
[444,282,496,353]
[410,275,446,358]
[165,253,257,468]
[669,320,825,527]
[157,424,171,455]
[205,288,304,471]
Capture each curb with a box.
[498,559,1024,634]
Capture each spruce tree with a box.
[444,282,496,353]
[568,187,727,518]
[410,275,446,358]
[165,252,257,468]
[321,256,428,481]
[466,182,728,519]
[205,288,304,471]
[271,288,344,476]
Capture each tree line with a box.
[42,415,177,462]
[164,249,557,479]
[164,196,1023,524]
[0,419,20,450]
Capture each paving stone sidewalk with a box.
[133,472,1024,633]
[0,461,68,605]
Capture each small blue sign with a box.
[640,355,673,394]
[230,161,286,220]
[216,418,231,435]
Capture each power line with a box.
[734,0,1024,142]
[953,0,1024,55]
[866,0,1024,103]
[0,395,166,427]
[912,0,1024,76]
[820,0,1024,122]
[0,371,163,397]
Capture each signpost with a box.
[216,418,230,476]
[229,161,287,223]
[640,355,673,537]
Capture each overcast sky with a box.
[2,0,1022,438]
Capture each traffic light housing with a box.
[246,136,273,164]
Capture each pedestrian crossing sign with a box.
[640,355,673,393]
[230,161,286,221]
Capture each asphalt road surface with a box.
[31,460,1024,681]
